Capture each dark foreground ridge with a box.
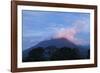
[22,38,90,62]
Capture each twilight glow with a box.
[22,10,90,50]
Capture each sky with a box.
[22,10,90,50]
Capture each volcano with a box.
[23,38,90,62]
[23,38,78,59]
[30,38,78,49]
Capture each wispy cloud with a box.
[22,10,90,50]
[53,20,90,45]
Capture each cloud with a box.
[53,20,89,45]
[46,23,65,32]
[54,28,77,41]
[72,20,90,32]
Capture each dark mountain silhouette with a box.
[23,38,77,59]
[30,38,78,49]
[50,47,81,60]
[23,47,46,62]
[22,38,90,62]
[77,45,90,58]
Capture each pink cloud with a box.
[53,20,89,45]
[53,28,80,45]
[72,20,89,32]
[54,28,77,41]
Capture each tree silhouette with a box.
[23,46,85,62]
[44,46,58,59]
[50,47,81,60]
[23,47,45,62]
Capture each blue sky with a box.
[22,10,90,50]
